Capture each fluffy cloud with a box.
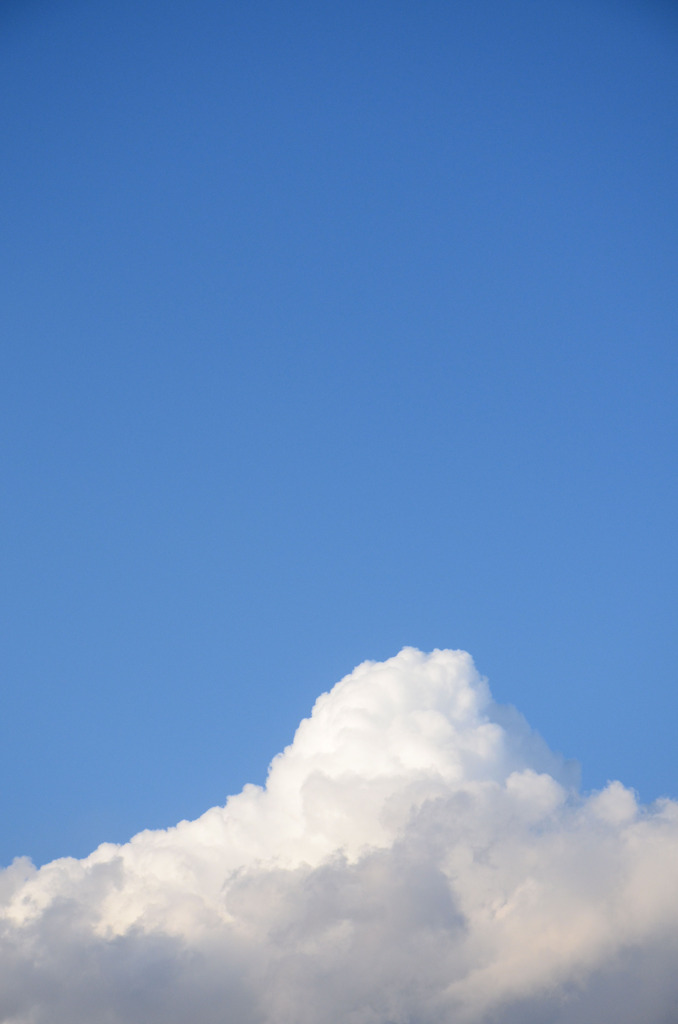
[2,648,678,1023]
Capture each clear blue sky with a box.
[1,0,677,867]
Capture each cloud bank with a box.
[2,648,678,1023]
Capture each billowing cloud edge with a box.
[2,647,678,1024]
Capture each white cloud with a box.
[2,647,678,1022]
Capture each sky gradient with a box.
[1,0,677,869]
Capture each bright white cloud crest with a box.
[2,648,678,1022]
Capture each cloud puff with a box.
[2,648,678,1023]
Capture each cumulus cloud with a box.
[2,647,678,1023]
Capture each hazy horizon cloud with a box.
[2,648,678,1023]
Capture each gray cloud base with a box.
[2,648,677,1023]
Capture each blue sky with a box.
[1,0,677,867]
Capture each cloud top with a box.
[2,648,678,1023]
